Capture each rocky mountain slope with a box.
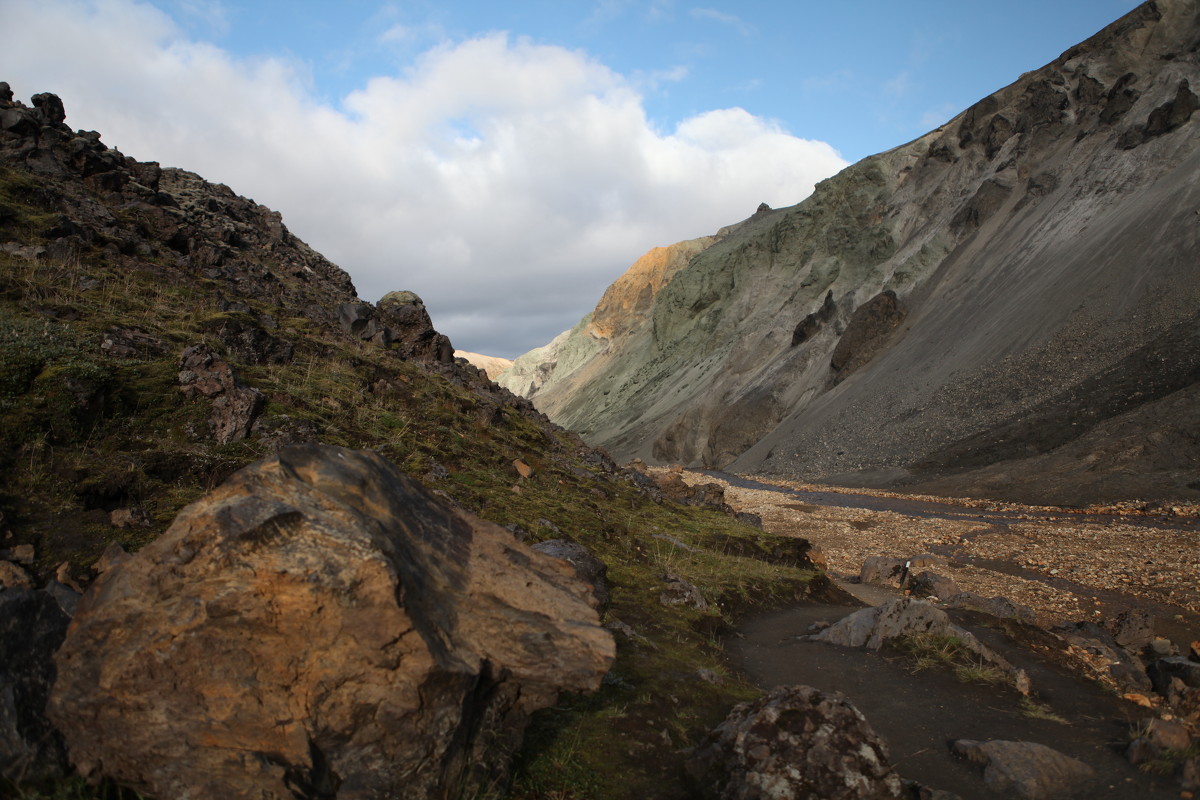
[0,82,833,798]
[500,0,1200,507]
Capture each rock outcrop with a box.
[687,684,904,799]
[48,445,614,799]
[951,739,1095,799]
[502,0,1200,506]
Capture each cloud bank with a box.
[2,0,848,358]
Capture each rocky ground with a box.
[681,469,1200,630]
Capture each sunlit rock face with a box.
[49,445,614,800]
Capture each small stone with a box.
[109,508,149,529]
[696,668,721,684]
[513,459,534,479]
[5,544,35,565]
[54,562,84,593]
[0,560,34,590]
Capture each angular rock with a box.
[1105,608,1156,649]
[1126,717,1192,766]
[1148,657,1200,693]
[687,684,904,799]
[942,592,1036,623]
[661,574,707,610]
[0,560,33,590]
[377,290,454,364]
[653,471,726,508]
[0,589,71,782]
[909,570,961,600]
[48,445,614,800]
[860,556,904,585]
[178,342,264,444]
[532,539,610,610]
[951,739,1094,799]
[811,598,1031,694]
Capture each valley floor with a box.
[676,470,1200,638]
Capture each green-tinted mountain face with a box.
[502,0,1200,506]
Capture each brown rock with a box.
[108,507,149,529]
[952,739,1094,799]
[0,560,33,590]
[178,343,264,444]
[687,684,904,799]
[53,562,83,594]
[91,542,131,576]
[48,445,614,800]
[513,458,535,479]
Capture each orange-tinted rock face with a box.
[49,445,614,800]
[589,236,716,340]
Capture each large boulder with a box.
[686,684,904,799]
[951,739,1094,799]
[48,445,614,799]
[810,598,1031,694]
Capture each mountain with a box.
[499,0,1200,507]
[0,80,835,799]
[455,349,514,379]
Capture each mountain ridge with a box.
[500,0,1200,506]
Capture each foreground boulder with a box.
[48,445,615,799]
[687,684,904,799]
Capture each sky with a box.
[2,0,1139,358]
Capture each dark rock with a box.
[198,313,294,365]
[1147,78,1199,135]
[860,556,904,586]
[532,539,610,610]
[909,570,961,600]
[0,589,72,782]
[952,739,1094,799]
[1100,73,1140,125]
[48,445,614,799]
[686,684,904,799]
[792,290,837,347]
[30,92,66,126]
[1126,717,1192,766]
[177,343,264,444]
[1147,657,1200,693]
[1105,608,1155,649]
[830,290,908,381]
[1056,621,1152,693]
[40,580,81,618]
[0,82,12,104]
[377,290,454,364]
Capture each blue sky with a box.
[2,0,1139,357]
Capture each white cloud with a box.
[689,8,754,36]
[1,0,847,358]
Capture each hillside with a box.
[499,0,1200,507]
[0,82,831,798]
